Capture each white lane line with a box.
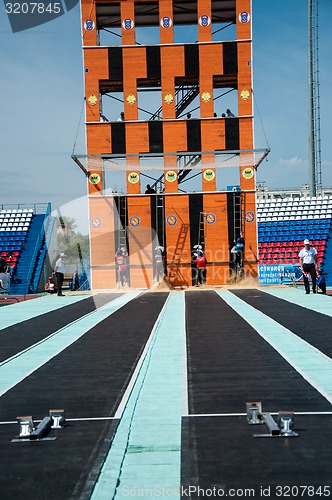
[2,411,332,426]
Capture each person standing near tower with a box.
[299,239,318,294]
[115,247,128,287]
[54,252,67,296]
[194,249,207,287]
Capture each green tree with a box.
[56,216,89,262]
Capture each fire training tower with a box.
[77,0,264,289]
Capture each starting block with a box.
[246,402,299,438]
[49,409,66,429]
[12,409,65,443]
[246,402,263,425]
[16,416,35,438]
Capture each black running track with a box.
[182,415,332,498]
[183,291,332,499]
[231,289,332,359]
[0,293,122,363]
[0,292,168,500]
[185,291,331,414]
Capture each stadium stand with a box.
[0,204,54,294]
[257,195,332,285]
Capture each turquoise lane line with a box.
[0,292,141,397]
[0,294,94,330]
[216,290,332,405]
[260,286,332,317]
[91,292,185,500]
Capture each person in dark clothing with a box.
[0,256,6,273]
[54,252,67,296]
[234,232,245,270]
[72,271,79,291]
[145,184,156,194]
[316,270,326,294]
[299,239,318,294]
[154,246,165,282]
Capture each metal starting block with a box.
[49,409,65,429]
[12,409,65,443]
[246,402,299,438]
[278,411,299,437]
[246,402,263,425]
[16,416,35,438]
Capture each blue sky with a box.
[0,0,331,231]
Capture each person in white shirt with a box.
[298,239,318,294]
[54,252,67,296]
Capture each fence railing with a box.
[23,204,52,294]
[0,202,51,215]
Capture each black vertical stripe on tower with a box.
[225,118,239,150]
[227,191,236,273]
[148,121,163,153]
[150,195,157,278]
[189,193,203,286]
[111,122,126,154]
[146,46,161,79]
[113,196,128,247]
[150,195,164,247]
[150,194,166,278]
[113,196,121,251]
[121,195,128,249]
[108,47,123,80]
[150,194,157,239]
[223,41,238,75]
[187,119,201,152]
[185,44,199,77]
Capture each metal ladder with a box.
[168,223,189,282]
[156,194,165,248]
[118,196,127,250]
[197,212,207,250]
[233,191,243,239]
[149,85,199,121]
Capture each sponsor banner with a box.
[259,264,302,285]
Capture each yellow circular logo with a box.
[88,95,98,106]
[128,172,139,184]
[203,169,215,181]
[89,173,101,185]
[242,168,254,180]
[164,93,173,104]
[240,89,250,100]
[201,91,211,102]
[165,170,177,182]
[127,94,136,105]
